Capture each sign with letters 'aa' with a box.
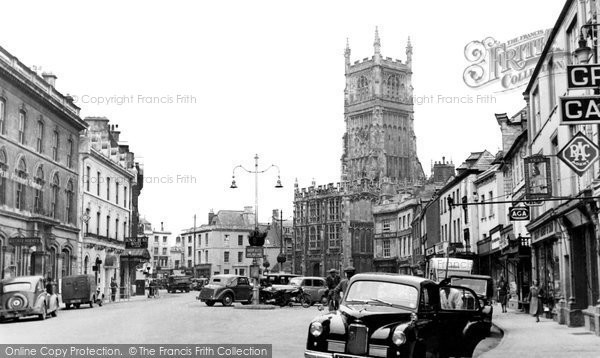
[560,95,600,125]
[557,132,600,177]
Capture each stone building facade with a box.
[0,44,86,282]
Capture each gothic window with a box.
[328,198,340,220]
[16,158,27,210]
[66,180,74,224]
[61,248,72,277]
[33,166,44,214]
[309,226,317,249]
[328,224,341,248]
[0,149,6,205]
[0,98,5,135]
[357,76,369,101]
[48,246,57,280]
[50,173,60,219]
[386,75,400,99]
[84,255,89,274]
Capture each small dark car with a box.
[61,274,100,309]
[304,273,490,358]
[0,276,60,322]
[198,275,253,306]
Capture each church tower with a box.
[341,28,424,184]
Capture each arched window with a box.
[0,149,6,205]
[50,173,59,219]
[36,120,44,153]
[52,129,59,162]
[386,75,400,99]
[16,158,27,210]
[66,180,74,224]
[61,248,71,277]
[357,76,369,101]
[34,166,44,214]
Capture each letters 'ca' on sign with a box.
[557,132,600,177]
[509,206,530,221]
[559,96,600,125]
[567,64,600,89]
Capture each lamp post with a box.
[444,196,453,280]
[230,154,283,304]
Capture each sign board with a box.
[425,247,435,256]
[245,246,264,258]
[557,132,600,177]
[567,64,600,89]
[9,237,42,246]
[560,95,600,125]
[491,231,501,250]
[523,200,543,207]
[125,236,148,249]
[509,206,530,221]
[524,155,552,199]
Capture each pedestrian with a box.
[528,279,544,322]
[498,276,508,313]
[333,266,356,308]
[110,278,118,302]
[325,269,340,311]
[45,275,53,294]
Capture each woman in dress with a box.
[528,280,544,322]
[498,276,508,313]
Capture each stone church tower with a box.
[341,28,424,184]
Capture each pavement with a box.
[477,304,600,358]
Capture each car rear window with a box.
[2,282,32,293]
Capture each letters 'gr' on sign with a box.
[557,131,600,177]
[245,246,264,258]
[567,64,600,89]
[509,206,530,221]
[560,96,600,125]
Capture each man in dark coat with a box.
[326,269,340,311]
[333,266,356,306]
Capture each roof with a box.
[349,273,434,288]
[1,276,43,284]
[210,210,255,227]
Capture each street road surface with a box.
[0,291,318,357]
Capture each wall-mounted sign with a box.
[125,236,148,249]
[491,231,501,250]
[559,95,600,125]
[425,247,435,256]
[524,155,552,199]
[245,246,264,258]
[9,237,42,246]
[567,64,600,89]
[557,132,600,177]
[509,206,530,221]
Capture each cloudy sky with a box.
[1,0,566,234]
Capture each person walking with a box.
[326,269,341,311]
[333,266,356,307]
[528,279,544,322]
[498,276,508,313]
[110,278,118,302]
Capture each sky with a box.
[0,0,567,234]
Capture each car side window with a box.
[440,287,479,311]
[238,277,249,286]
[303,280,311,287]
[316,280,325,287]
[419,287,434,312]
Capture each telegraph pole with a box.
[193,214,197,276]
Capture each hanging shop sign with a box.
[524,155,552,199]
[509,206,530,221]
[567,64,600,89]
[557,132,600,177]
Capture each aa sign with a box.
[557,132,600,177]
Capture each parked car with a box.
[261,273,300,288]
[441,274,494,334]
[304,273,490,358]
[198,275,252,306]
[166,275,192,293]
[288,276,328,304]
[61,274,100,309]
[0,276,60,322]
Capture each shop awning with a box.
[122,248,151,260]
[104,254,118,267]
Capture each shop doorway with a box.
[570,225,599,309]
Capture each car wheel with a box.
[301,294,311,308]
[65,303,71,310]
[222,294,233,307]
[205,301,215,307]
[39,305,47,320]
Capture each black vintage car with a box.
[198,275,253,306]
[441,274,494,335]
[305,273,490,358]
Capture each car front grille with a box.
[199,289,214,299]
[346,324,368,356]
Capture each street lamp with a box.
[230,154,283,305]
[444,196,454,280]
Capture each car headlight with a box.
[392,327,406,346]
[310,322,324,337]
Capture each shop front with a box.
[499,225,531,310]
[398,257,411,275]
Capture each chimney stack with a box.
[42,72,57,87]
[161,222,164,231]
[208,209,215,224]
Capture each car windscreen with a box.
[450,278,488,297]
[345,280,418,309]
[2,282,32,293]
